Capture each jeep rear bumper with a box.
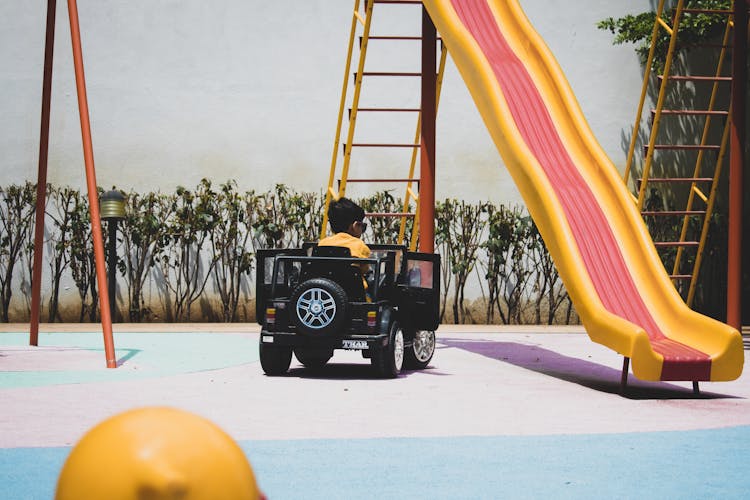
[259,331,389,351]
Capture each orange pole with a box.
[727,0,746,329]
[419,6,437,253]
[67,0,117,367]
[30,0,57,346]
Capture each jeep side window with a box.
[263,257,275,285]
[407,260,433,289]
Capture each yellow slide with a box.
[423,0,743,382]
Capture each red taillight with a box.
[367,311,377,330]
[266,307,276,324]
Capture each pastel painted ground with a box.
[1,325,749,498]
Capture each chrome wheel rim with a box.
[413,330,435,363]
[296,287,336,329]
[394,327,404,371]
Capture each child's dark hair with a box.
[328,197,365,233]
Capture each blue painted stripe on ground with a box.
[3,426,749,499]
[0,332,258,388]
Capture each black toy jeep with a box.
[255,244,440,377]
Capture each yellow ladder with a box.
[321,0,448,251]
[624,0,735,306]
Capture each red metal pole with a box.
[419,6,437,253]
[727,0,747,329]
[67,0,117,367]
[30,0,57,346]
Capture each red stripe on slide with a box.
[449,0,710,379]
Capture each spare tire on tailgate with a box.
[290,278,348,335]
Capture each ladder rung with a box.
[350,143,420,148]
[670,274,693,280]
[677,43,732,50]
[639,177,713,183]
[345,178,419,183]
[641,210,706,216]
[366,212,415,217]
[354,72,439,83]
[354,107,420,112]
[681,8,733,14]
[368,36,421,41]
[654,241,700,248]
[359,71,422,77]
[651,109,729,116]
[645,144,721,151]
[366,36,442,41]
[658,75,732,82]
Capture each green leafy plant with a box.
[436,199,488,324]
[251,185,287,249]
[435,200,453,322]
[597,1,732,72]
[67,190,100,322]
[357,190,409,245]
[209,181,255,322]
[0,183,36,322]
[276,185,323,248]
[481,206,535,324]
[528,221,570,324]
[46,186,79,322]
[480,203,515,323]
[119,190,172,322]
[506,216,536,324]
[0,181,587,325]
[158,179,220,321]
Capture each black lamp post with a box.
[100,189,126,321]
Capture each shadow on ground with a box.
[440,337,738,400]
[286,363,386,380]
[116,349,141,366]
[282,361,432,381]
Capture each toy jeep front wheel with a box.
[372,320,404,378]
[259,342,292,375]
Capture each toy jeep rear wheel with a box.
[259,342,292,375]
[290,278,348,335]
[404,330,435,369]
[372,320,404,378]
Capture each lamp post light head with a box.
[100,189,126,220]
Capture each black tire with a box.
[372,320,404,378]
[290,278,348,335]
[294,347,333,370]
[404,330,435,370]
[259,341,292,375]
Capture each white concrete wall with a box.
[2,1,651,205]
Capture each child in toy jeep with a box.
[255,199,441,378]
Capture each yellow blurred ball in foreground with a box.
[56,407,262,500]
